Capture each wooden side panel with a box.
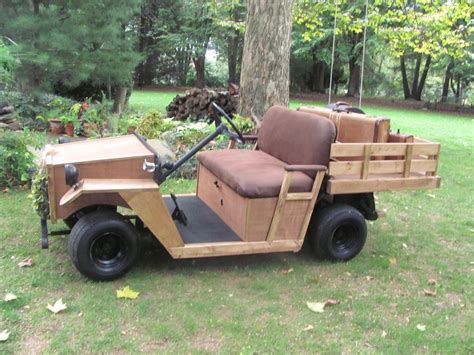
[120,191,183,249]
[196,165,248,238]
[327,175,441,194]
[196,165,310,242]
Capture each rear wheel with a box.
[68,210,138,281]
[308,204,367,261]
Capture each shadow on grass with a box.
[133,233,326,275]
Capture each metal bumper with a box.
[40,218,70,249]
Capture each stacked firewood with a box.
[166,86,239,121]
[0,103,19,130]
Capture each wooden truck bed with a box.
[326,139,441,194]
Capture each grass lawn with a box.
[1,90,473,353]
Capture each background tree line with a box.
[0,0,472,109]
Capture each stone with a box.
[0,105,14,115]
[0,112,16,123]
[0,122,10,130]
[8,121,21,131]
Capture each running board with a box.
[170,240,303,259]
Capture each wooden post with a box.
[266,172,293,242]
[403,144,414,178]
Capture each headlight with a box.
[64,164,79,187]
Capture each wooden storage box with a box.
[197,165,309,242]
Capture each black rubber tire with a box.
[308,204,367,261]
[68,210,138,281]
[64,205,116,229]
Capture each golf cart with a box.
[39,103,441,280]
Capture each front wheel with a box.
[68,210,138,281]
[308,204,367,261]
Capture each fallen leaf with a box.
[366,276,373,281]
[303,325,314,331]
[4,293,17,302]
[428,278,437,286]
[424,289,436,297]
[402,243,408,249]
[17,257,33,268]
[0,329,10,342]
[78,312,83,317]
[416,324,426,332]
[2,188,9,193]
[282,268,294,275]
[116,286,140,300]
[381,330,387,338]
[325,299,341,306]
[427,193,435,198]
[47,299,67,314]
[307,302,325,313]
[389,257,397,266]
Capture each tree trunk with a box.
[239,0,294,120]
[414,55,431,101]
[346,56,360,97]
[411,53,421,97]
[400,56,411,99]
[441,61,454,102]
[193,55,206,88]
[228,36,237,84]
[112,86,127,115]
[311,53,325,93]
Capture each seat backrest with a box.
[298,106,390,143]
[257,106,336,171]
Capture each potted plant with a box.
[60,115,78,137]
[37,109,65,135]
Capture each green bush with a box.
[135,110,176,139]
[0,132,36,187]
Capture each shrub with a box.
[0,132,36,187]
[30,169,49,219]
[135,110,176,139]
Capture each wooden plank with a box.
[286,192,313,201]
[331,142,439,158]
[329,159,438,176]
[361,144,371,179]
[120,190,184,250]
[196,165,248,239]
[403,145,414,178]
[49,135,153,165]
[327,176,441,194]
[298,170,325,241]
[169,239,302,259]
[59,179,159,206]
[266,172,293,242]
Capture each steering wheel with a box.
[211,102,245,144]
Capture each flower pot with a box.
[65,122,75,137]
[49,119,64,135]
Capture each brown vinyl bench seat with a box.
[197,106,336,198]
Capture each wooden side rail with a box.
[267,166,326,242]
[327,141,441,194]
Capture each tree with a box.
[239,0,294,119]
[211,0,246,84]
[295,0,373,97]
[374,0,471,100]
[0,0,143,107]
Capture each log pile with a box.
[166,86,239,121]
[0,103,19,130]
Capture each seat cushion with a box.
[257,106,336,177]
[197,150,314,198]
